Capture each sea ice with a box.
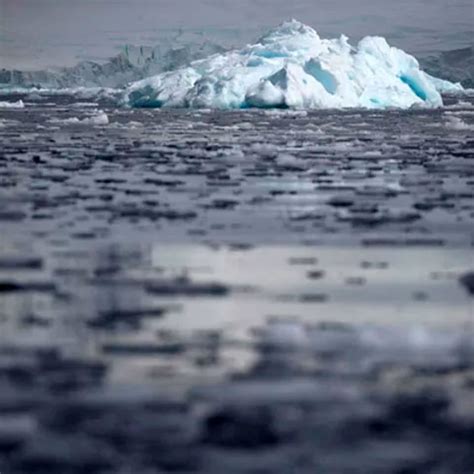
[125,20,463,110]
[48,110,109,125]
[444,115,473,130]
[0,99,25,108]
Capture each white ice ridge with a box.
[124,20,462,109]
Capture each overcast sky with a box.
[1,0,472,70]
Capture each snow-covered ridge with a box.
[125,20,463,109]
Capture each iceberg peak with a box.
[257,19,320,45]
[125,20,463,109]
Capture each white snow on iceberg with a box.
[124,20,462,110]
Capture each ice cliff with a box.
[419,46,474,90]
[125,20,463,109]
[0,43,226,89]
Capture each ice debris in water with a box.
[49,110,109,125]
[80,111,109,125]
[125,20,463,110]
[444,115,473,130]
[257,318,474,371]
[0,99,24,108]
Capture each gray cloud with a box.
[1,0,472,69]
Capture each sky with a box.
[0,0,472,70]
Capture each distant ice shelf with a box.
[125,20,463,110]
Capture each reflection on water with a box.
[1,243,472,375]
[0,242,473,472]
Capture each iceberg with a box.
[125,20,463,109]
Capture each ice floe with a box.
[0,99,25,108]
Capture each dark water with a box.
[0,92,473,473]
